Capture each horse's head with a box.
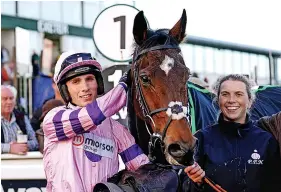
[131,9,197,166]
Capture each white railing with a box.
[1,152,125,180]
[1,152,45,180]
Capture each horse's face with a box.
[132,10,197,166]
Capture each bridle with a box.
[132,37,191,162]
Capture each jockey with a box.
[42,52,149,192]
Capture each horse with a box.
[123,9,281,191]
[94,9,281,192]
[127,9,197,166]
[93,9,196,192]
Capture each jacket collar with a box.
[1,112,16,124]
[67,102,81,110]
[218,113,252,138]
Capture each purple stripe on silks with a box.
[119,144,144,164]
[118,82,128,92]
[85,151,102,162]
[53,110,68,141]
[69,108,84,134]
[86,101,106,125]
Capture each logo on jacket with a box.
[73,133,116,162]
[73,135,84,146]
[248,150,263,165]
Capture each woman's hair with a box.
[213,74,255,104]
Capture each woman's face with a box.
[218,80,251,124]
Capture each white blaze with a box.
[160,55,174,76]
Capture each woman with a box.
[185,74,281,192]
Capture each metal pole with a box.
[29,77,33,118]
[272,57,278,85]
[23,77,27,115]
[81,1,84,27]
[268,52,273,85]
[254,66,258,85]
[19,77,23,107]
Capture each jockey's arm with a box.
[111,119,149,171]
[43,84,127,142]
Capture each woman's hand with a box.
[184,162,205,183]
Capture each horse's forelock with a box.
[132,28,179,58]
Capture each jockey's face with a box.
[66,74,98,107]
[218,80,251,124]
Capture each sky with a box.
[134,0,281,51]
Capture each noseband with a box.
[132,36,191,162]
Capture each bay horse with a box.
[95,10,281,192]
[94,9,232,192]
[127,9,196,166]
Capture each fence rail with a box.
[186,36,281,57]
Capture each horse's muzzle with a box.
[167,142,196,166]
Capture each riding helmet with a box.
[53,52,104,104]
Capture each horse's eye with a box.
[140,74,150,84]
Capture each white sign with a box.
[37,20,69,35]
[92,4,140,62]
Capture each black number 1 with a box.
[114,16,126,49]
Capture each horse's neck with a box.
[128,115,150,155]
[135,117,150,155]
[127,86,150,155]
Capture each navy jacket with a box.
[192,114,281,192]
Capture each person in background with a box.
[1,63,10,84]
[185,74,281,192]
[1,61,15,85]
[188,72,209,89]
[1,46,10,64]
[31,51,40,77]
[1,47,11,84]
[36,99,64,154]
[1,85,38,154]
[43,52,149,192]
[30,78,64,132]
[258,112,281,155]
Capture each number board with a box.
[102,64,131,126]
[92,4,140,62]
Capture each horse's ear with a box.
[133,11,148,45]
[169,9,187,43]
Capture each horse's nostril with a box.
[168,144,185,158]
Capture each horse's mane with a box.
[127,83,149,154]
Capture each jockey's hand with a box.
[184,162,205,184]
[119,69,132,87]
